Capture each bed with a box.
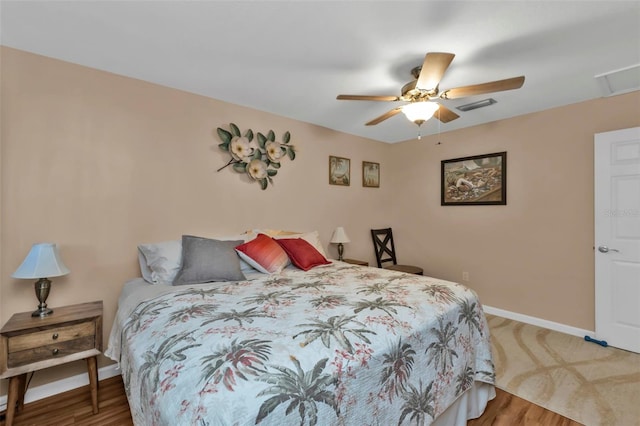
[106,232,495,425]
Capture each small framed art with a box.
[329,156,350,186]
[441,151,507,205]
[362,161,380,188]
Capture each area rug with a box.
[487,314,640,426]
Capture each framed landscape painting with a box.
[329,156,350,186]
[441,151,506,205]
[362,161,380,188]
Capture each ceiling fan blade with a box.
[441,76,525,99]
[337,94,400,101]
[416,52,455,91]
[365,107,403,126]
[434,104,460,123]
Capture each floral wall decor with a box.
[217,123,296,190]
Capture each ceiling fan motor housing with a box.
[401,80,438,101]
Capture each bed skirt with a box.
[433,382,495,425]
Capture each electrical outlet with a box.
[462,271,469,282]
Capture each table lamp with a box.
[330,227,350,261]
[12,243,70,317]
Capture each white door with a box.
[594,126,640,353]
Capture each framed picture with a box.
[362,161,380,188]
[441,151,507,205]
[329,156,350,186]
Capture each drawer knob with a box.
[52,333,59,340]
[52,348,59,355]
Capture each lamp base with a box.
[337,243,344,261]
[32,277,53,317]
[32,307,53,317]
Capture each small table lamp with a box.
[12,243,70,317]
[330,227,351,261]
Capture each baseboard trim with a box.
[0,363,120,412]
[483,305,594,338]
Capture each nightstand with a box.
[343,258,368,266]
[0,301,103,426]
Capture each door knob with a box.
[598,246,620,253]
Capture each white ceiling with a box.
[2,1,639,143]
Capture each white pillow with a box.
[243,228,288,237]
[138,251,154,283]
[138,240,182,284]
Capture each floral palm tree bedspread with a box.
[107,263,495,426]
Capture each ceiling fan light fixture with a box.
[402,102,440,125]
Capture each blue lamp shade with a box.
[13,243,69,317]
[13,243,70,279]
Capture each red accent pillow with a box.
[275,238,332,271]
[235,234,289,274]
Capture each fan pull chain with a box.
[415,120,425,140]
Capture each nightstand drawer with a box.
[7,335,95,368]
[7,321,95,353]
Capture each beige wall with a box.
[387,92,640,329]
[0,47,394,388]
[1,46,639,393]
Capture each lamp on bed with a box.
[12,243,70,317]
[330,227,350,261]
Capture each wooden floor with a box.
[0,375,582,425]
[467,389,583,426]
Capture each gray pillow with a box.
[173,235,246,285]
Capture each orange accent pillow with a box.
[275,238,332,271]
[235,233,289,274]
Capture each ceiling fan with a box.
[336,52,525,127]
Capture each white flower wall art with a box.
[217,123,296,190]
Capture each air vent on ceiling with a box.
[455,98,497,112]
[595,64,640,97]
